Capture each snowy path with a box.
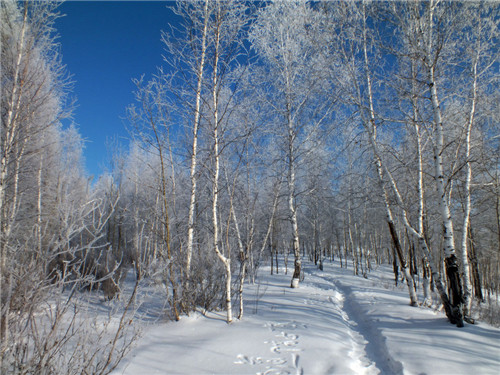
[307,272,404,375]
[114,260,500,375]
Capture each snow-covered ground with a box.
[113,260,500,375]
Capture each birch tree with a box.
[162,0,211,280]
[1,0,72,348]
[203,0,249,323]
[320,0,419,305]
[387,0,499,325]
[422,1,465,324]
[455,2,499,318]
[250,0,334,288]
[0,3,140,370]
[128,74,180,320]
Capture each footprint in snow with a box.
[265,321,307,332]
[267,358,287,365]
[278,332,299,340]
[257,370,291,375]
[234,354,263,365]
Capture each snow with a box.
[113,260,500,375]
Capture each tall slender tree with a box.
[250,0,334,287]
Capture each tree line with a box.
[1,0,499,373]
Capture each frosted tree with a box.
[1,0,71,350]
[455,2,499,318]
[162,0,211,280]
[204,0,250,324]
[128,74,180,320]
[386,0,499,325]
[250,0,334,288]
[1,2,140,371]
[319,0,419,305]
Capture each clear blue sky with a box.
[55,0,177,179]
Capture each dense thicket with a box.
[1,0,499,372]
[1,1,137,373]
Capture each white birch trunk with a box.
[409,55,432,306]
[460,56,479,318]
[360,2,418,305]
[372,149,418,306]
[0,6,29,350]
[224,166,246,320]
[211,10,232,323]
[238,259,246,320]
[1,4,28,276]
[430,78,457,259]
[414,120,432,306]
[426,3,464,324]
[284,67,301,287]
[378,139,465,325]
[288,139,301,287]
[186,0,210,279]
[232,204,246,320]
[425,0,458,259]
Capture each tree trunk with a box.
[225,166,246,320]
[1,5,29,353]
[459,53,479,319]
[387,220,418,305]
[422,257,432,306]
[357,1,418,305]
[186,0,210,279]
[238,261,247,320]
[429,67,464,327]
[288,148,301,287]
[211,10,231,323]
[468,228,483,301]
[425,1,464,326]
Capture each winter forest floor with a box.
[113,259,500,375]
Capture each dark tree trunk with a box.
[468,228,483,301]
[393,247,399,287]
[270,244,274,275]
[444,254,465,327]
[276,247,279,274]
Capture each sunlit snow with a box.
[113,259,500,375]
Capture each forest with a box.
[1,0,499,374]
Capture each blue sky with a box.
[55,1,177,178]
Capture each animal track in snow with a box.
[265,339,301,354]
[234,354,264,365]
[256,369,291,375]
[265,321,307,332]
[278,331,299,341]
[260,321,304,375]
[234,353,294,375]
[302,298,323,306]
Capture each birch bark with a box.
[210,3,232,323]
[359,1,418,305]
[460,55,478,318]
[186,0,210,279]
[250,1,325,288]
[414,117,432,306]
[287,102,301,287]
[425,0,464,326]
[1,1,28,275]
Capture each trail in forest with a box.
[114,260,500,375]
[232,264,402,375]
[308,269,404,375]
